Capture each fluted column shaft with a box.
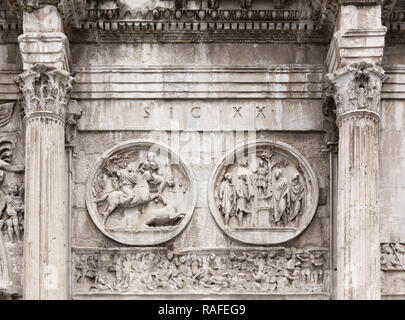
[336,110,380,299]
[18,64,74,299]
[23,113,66,299]
[327,62,386,299]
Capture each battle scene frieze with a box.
[72,246,329,296]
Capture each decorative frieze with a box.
[17,64,75,119]
[72,247,329,295]
[64,0,339,44]
[0,139,24,244]
[380,242,405,298]
[0,0,403,44]
[381,243,405,271]
[384,9,405,44]
[0,138,25,296]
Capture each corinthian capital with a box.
[325,62,388,119]
[17,64,75,119]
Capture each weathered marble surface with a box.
[0,0,403,300]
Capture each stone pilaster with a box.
[326,62,387,299]
[17,4,73,300]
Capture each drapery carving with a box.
[208,140,319,245]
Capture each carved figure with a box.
[254,158,269,197]
[0,140,24,175]
[381,243,402,270]
[143,205,185,227]
[211,142,317,240]
[309,252,325,289]
[287,172,304,224]
[218,173,235,226]
[272,168,288,226]
[138,151,168,194]
[87,141,195,247]
[235,158,254,227]
[94,162,166,225]
[73,248,328,295]
[296,251,311,284]
[2,183,24,242]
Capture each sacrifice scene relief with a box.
[215,148,306,230]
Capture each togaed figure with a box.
[218,173,235,226]
[272,168,288,227]
[287,172,304,224]
[235,158,255,227]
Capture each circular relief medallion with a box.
[208,140,319,245]
[86,140,196,246]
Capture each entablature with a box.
[0,0,339,44]
[0,1,403,45]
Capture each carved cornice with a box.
[1,0,402,44]
[339,0,384,4]
[16,64,75,119]
[325,62,387,119]
[0,0,340,44]
[66,1,338,44]
[384,9,405,44]
[0,1,86,43]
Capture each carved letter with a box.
[144,106,151,118]
[233,107,243,118]
[191,107,201,118]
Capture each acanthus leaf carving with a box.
[16,64,75,119]
[326,62,388,119]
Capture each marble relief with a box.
[86,140,196,246]
[209,140,319,245]
[72,247,329,295]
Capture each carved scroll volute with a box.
[325,62,388,120]
[16,64,75,119]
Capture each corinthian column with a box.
[17,64,74,300]
[327,62,387,299]
[16,4,74,299]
